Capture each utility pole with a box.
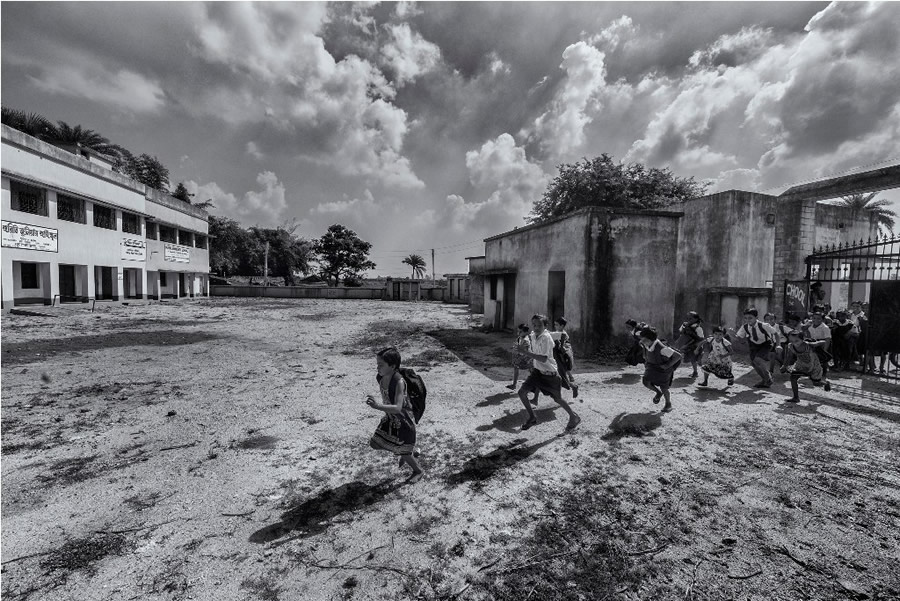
[431,248,435,282]
[264,241,269,287]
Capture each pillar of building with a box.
[772,196,817,317]
[49,260,60,306]
[87,264,97,300]
[115,266,125,301]
[2,258,15,309]
[175,272,181,299]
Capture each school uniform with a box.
[521,330,563,396]
[370,372,417,456]
[735,321,777,362]
[642,339,682,387]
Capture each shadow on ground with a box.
[475,406,560,434]
[601,412,663,442]
[476,392,516,407]
[445,437,557,485]
[249,479,401,544]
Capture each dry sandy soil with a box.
[1,298,898,601]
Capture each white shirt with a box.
[806,323,832,340]
[529,330,558,374]
[735,321,777,344]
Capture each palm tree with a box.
[840,192,896,235]
[1,106,55,140]
[402,254,427,279]
[48,120,121,160]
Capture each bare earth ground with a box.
[1,298,898,601]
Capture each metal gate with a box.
[803,235,900,375]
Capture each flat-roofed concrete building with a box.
[1,124,210,309]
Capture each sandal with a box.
[521,418,538,431]
[565,415,581,431]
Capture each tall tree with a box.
[249,226,312,285]
[402,254,427,279]
[1,107,55,140]
[313,224,377,286]
[839,192,896,235]
[529,154,707,223]
[172,182,192,203]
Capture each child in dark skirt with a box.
[697,326,734,387]
[367,347,424,483]
[553,317,579,398]
[639,327,683,412]
[507,323,534,390]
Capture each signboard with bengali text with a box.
[1,220,58,253]
[164,243,190,263]
[121,237,146,261]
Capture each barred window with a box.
[179,230,193,246]
[122,211,141,235]
[195,235,207,249]
[57,194,86,223]
[159,225,176,243]
[146,221,158,239]
[10,181,48,216]
[93,204,116,230]
[20,263,40,289]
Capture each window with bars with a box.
[178,230,193,246]
[57,194,86,223]
[194,235,207,249]
[146,222,158,239]
[10,181,48,216]
[20,263,40,289]
[122,211,141,235]
[159,225,176,243]
[93,204,116,229]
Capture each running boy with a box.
[514,314,581,432]
[367,347,424,483]
[781,329,832,402]
[730,308,778,388]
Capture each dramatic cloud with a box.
[381,23,441,86]
[528,42,609,159]
[188,171,288,227]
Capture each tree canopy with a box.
[528,154,708,223]
[172,182,192,203]
[313,224,377,286]
[208,216,312,283]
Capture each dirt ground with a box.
[1,298,898,601]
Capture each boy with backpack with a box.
[367,347,426,483]
[730,308,778,388]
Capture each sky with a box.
[3,1,899,277]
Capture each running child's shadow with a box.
[477,391,516,407]
[601,412,663,442]
[445,437,557,485]
[603,373,642,385]
[721,390,769,406]
[690,386,730,402]
[475,406,558,434]
[249,479,400,545]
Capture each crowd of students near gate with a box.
[363,298,893,484]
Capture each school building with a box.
[1,124,210,309]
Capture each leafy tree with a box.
[208,216,249,277]
[839,192,896,235]
[402,254,427,279]
[172,182,192,203]
[529,154,708,223]
[1,106,55,139]
[313,224,376,286]
[112,150,170,191]
[249,226,312,285]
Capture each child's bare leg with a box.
[518,387,537,422]
[789,375,800,401]
[699,371,709,386]
[643,377,662,402]
[508,367,519,389]
[661,386,672,411]
[551,391,581,429]
[401,454,424,481]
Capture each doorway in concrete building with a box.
[59,264,88,303]
[123,268,143,299]
[13,261,51,306]
[547,270,565,325]
[178,273,187,298]
[94,266,117,300]
[502,274,516,330]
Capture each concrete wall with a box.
[467,256,485,313]
[211,285,385,299]
[482,208,682,352]
[675,190,777,330]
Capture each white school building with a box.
[1,124,210,310]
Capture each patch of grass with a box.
[41,533,129,576]
[403,348,458,367]
[236,435,280,450]
[241,576,281,601]
[37,455,99,487]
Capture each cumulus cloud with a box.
[245,141,264,161]
[188,171,288,227]
[529,42,609,159]
[417,134,549,234]
[381,23,442,86]
[586,15,636,51]
[187,3,424,190]
[312,189,379,218]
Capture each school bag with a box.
[384,368,428,424]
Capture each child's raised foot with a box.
[521,417,538,431]
[661,403,673,413]
[565,415,581,431]
[726,378,734,386]
[652,393,662,404]
[407,472,424,484]
[506,384,517,390]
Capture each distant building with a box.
[466,255,485,313]
[443,273,469,304]
[1,125,210,309]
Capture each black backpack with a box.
[381,368,427,424]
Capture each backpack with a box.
[382,368,428,424]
